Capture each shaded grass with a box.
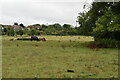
[2,36,118,78]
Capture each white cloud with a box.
[0,0,93,26]
[0,0,93,2]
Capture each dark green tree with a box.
[14,22,18,25]
[18,29,24,36]
[63,24,72,30]
[93,3,120,40]
[77,2,120,40]
[19,23,25,28]
[52,23,62,30]
[30,29,36,36]
[7,28,15,36]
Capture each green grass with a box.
[2,35,118,78]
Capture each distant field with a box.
[2,35,118,78]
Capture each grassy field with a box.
[2,35,118,78]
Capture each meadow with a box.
[2,35,118,78]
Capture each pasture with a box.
[2,35,118,78]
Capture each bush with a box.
[18,30,24,36]
[30,29,40,36]
[87,39,119,48]
[7,28,15,36]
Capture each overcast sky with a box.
[0,0,93,26]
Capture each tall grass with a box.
[2,36,118,78]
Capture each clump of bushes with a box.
[87,39,119,48]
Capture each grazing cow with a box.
[38,37,46,41]
[31,36,39,41]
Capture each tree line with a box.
[1,23,80,36]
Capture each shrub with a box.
[87,39,119,48]
[18,29,24,36]
[7,28,15,36]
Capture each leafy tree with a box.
[7,28,15,36]
[3,28,7,32]
[33,24,40,26]
[41,24,48,30]
[77,2,110,35]
[19,23,25,28]
[93,5,120,40]
[18,29,24,36]
[63,24,72,30]
[30,29,36,36]
[67,28,78,35]
[35,30,41,35]
[30,29,40,36]
[14,22,18,25]
[44,26,56,35]
[2,28,8,35]
[52,23,62,30]
[77,2,120,40]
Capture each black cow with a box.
[31,36,39,41]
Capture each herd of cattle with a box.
[31,36,46,41]
[17,36,46,41]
